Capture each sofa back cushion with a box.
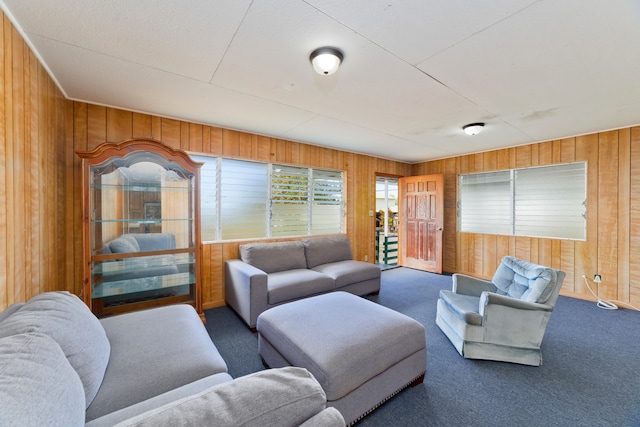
[492,256,558,304]
[0,333,85,427]
[303,235,353,269]
[0,291,111,408]
[239,241,307,273]
[132,233,176,252]
[113,367,332,427]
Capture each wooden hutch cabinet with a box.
[76,139,203,321]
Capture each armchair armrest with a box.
[478,292,555,348]
[452,273,497,297]
[479,292,553,312]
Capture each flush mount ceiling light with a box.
[310,47,343,75]
[463,123,484,135]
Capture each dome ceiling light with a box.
[310,47,344,75]
[463,123,485,135]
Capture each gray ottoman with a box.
[257,291,426,426]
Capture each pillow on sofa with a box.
[303,235,353,269]
[240,240,307,273]
[114,367,331,427]
[0,291,111,408]
[0,333,85,427]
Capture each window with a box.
[458,162,586,240]
[191,155,344,241]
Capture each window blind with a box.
[191,155,218,241]
[271,165,309,237]
[514,162,586,239]
[311,169,344,235]
[458,162,586,240]
[220,159,268,240]
[458,171,513,235]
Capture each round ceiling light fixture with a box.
[463,122,485,135]
[310,47,344,75]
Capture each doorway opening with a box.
[375,176,399,269]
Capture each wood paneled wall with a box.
[3,10,638,310]
[413,128,640,306]
[67,102,412,309]
[0,14,67,309]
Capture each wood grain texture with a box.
[413,128,639,305]
[1,9,639,310]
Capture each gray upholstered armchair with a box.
[436,256,565,366]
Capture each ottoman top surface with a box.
[257,291,426,400]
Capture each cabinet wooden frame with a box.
[76,139,204,321]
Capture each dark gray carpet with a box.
[205,267,640,426]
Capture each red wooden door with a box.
[398,174,443,273]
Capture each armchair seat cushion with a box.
[439,290,483,326]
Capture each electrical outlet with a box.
[364,254,368,262]
[594,274,602,283]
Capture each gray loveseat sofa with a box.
[225,234,381,329]
[0,291,345,426]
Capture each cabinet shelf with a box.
[92,272,196,299]
[77,139,203,320]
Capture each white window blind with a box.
[271,165,309,237]
[220,159,268,240]
[311,169,344,235]
[192,155,218,241]
[514,162,586,239]
[459,171,512,235]
[458,162,586,240]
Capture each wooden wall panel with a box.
[0,12,67,309]
[414,127,640,306]
[61,104,411,310]
[3,7,639,311]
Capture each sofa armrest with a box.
[113,367,337,427]
[225,260,268,328]
[452,273,497,297]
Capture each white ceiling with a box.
[3,0,640,163]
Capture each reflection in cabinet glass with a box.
[76,139,203,320]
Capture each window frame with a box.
[457,161,587,241]
[191,154,345,242]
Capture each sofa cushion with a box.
[0,333,85,427]
[240,240,307,273]
[0,291,110,408]
[268,269,335,305]
[312,260,380,288]
[109,234,140,253]
[492,256,557,303]
[86,304,228,421]
[439,290,483,326]
[112,367,331,427]
[303,235,353,269]
[132,233,176,252]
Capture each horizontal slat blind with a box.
[459,171,513,235]
[514,162,586,239]
[220,159,268,239]
[311,169,344,235]
[192,155,218,241]
[271,165,309,237]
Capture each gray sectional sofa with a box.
[225,234,381,329]
[0,291,345,426]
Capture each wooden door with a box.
[398,174,443,273]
